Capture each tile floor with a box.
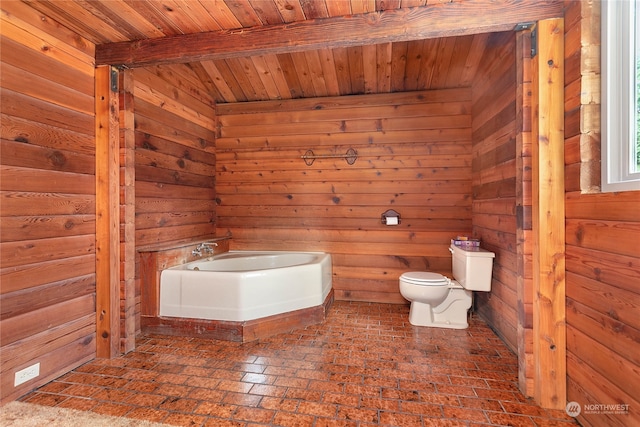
[22,302,578,426]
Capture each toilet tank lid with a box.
[450,244,495,258]
[400,272,447,283]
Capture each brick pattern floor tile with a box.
[20,301,579,426]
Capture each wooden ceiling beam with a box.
[95,0,563,68]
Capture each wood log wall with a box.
[2,0,638,416]
[564,1,640,426]
[469,30,543,399]
[513,30,535,397]
[470,33,520,352]
[0,1,97,403]
[119,70,136,352]
[216,89,473,302]
[129,64,218,337]
[133,65,218,248]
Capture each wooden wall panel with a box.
[0,1,96,403]
[471,32,519,352]
[119,69,136,352]
[127,65,217,335]
[514,30,535,397]
[564,1,640,425]
[132,66,217,249]
[216,89,473,303]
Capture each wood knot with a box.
[47,151,67,168]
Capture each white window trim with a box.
[601,0,640,192]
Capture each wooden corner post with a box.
[95,65,121,358]
[531,18,566,409]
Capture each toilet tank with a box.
[450,244,495,291]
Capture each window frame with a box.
[601,0,640,192]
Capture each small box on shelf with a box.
[451,236,481,247]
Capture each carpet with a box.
[0,401,173,427]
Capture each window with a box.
[601,0,640,192]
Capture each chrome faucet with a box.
[192,242,217,256]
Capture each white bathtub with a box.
[159,251,332,322]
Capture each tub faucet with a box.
[193,242,217,256]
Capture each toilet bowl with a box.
[399,244,495,329]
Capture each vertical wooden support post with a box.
[96,65,120,358]
[531,18,566,409]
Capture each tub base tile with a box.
[141,290,334,342]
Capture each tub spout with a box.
[202,242,218,252]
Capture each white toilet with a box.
[399,244,495,329]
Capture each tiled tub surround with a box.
[22,302,577,426]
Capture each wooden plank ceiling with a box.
[23,0,561,103]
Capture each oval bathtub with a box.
[159,251,332,322]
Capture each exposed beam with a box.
[96,0,563,68]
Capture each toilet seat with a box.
[399,272,449,286]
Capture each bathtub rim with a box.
[167,250,328,272]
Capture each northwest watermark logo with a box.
[565,401,630,417]
[565,402,581,417]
